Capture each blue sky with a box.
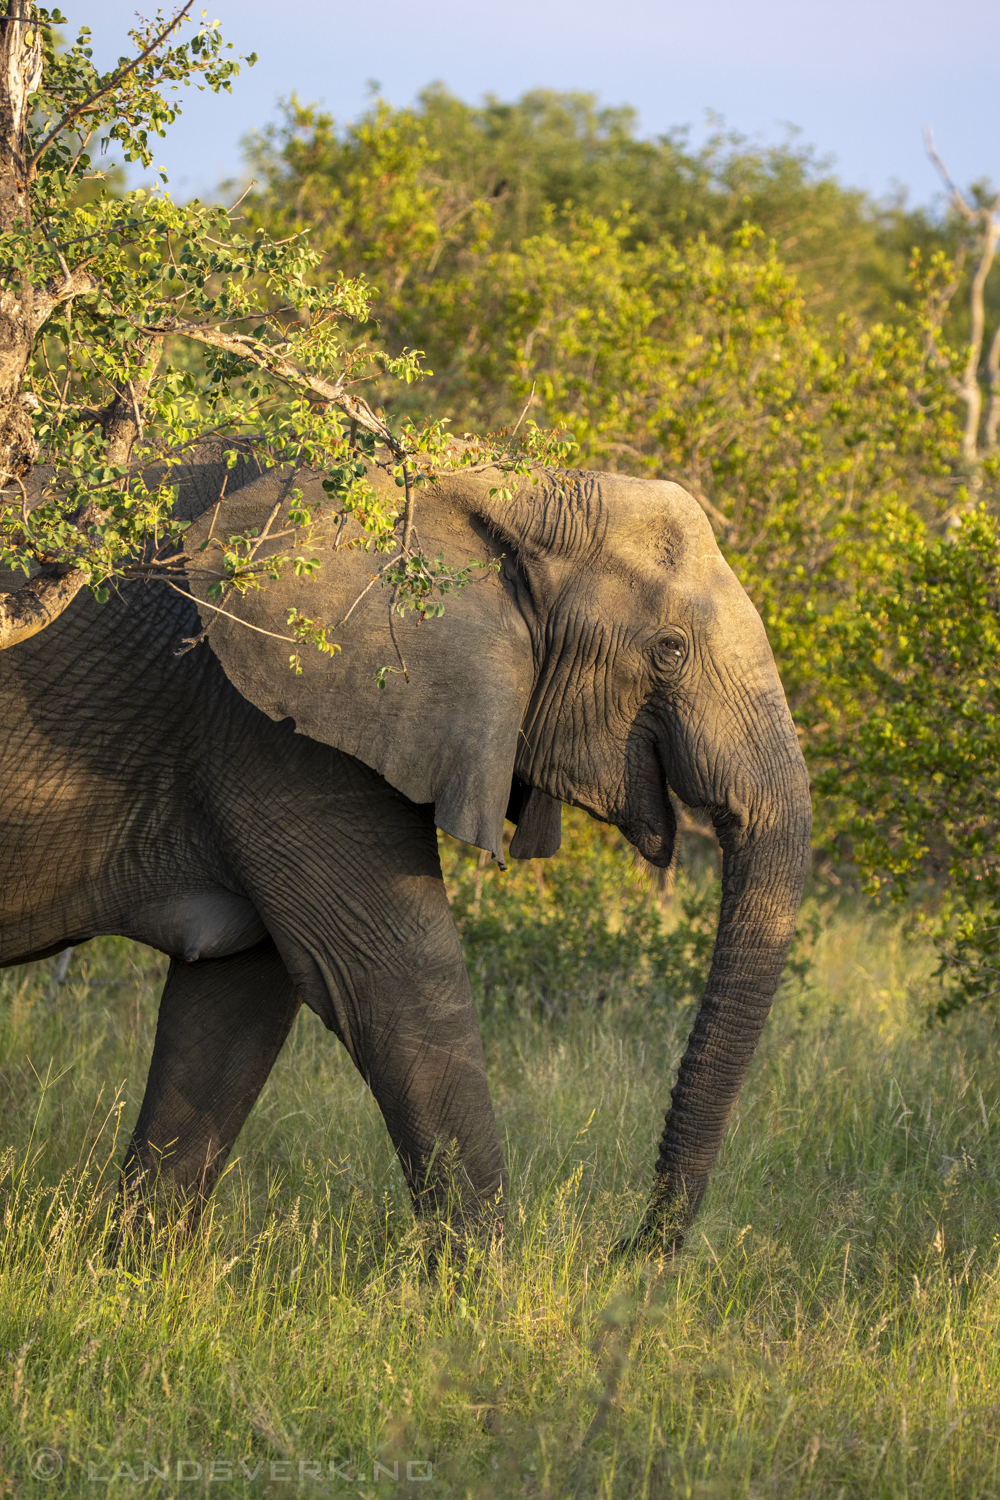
[91,0,999,208]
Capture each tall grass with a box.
[2,872,1000,1496]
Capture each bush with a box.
[816,506,1000,1013]
[440,809,718,1016]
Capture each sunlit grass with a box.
[2,898,1000,1497]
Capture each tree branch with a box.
[160,577,300,650]
[0,334,160,649]
[147,317,405,457]
[924,127,977,222]
[401,464,415,554]
[985,318,1000,451]
[26,1,195,176]
[0,564,89,649]
[925,128,1000,468]
[0,1,45,484]
[30,264,100,334]
[961,234,992,466]
[0,0,43,229]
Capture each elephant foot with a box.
[406,1147,505,1277]
[423,1210,504,1282]
[103,1175,205,1270]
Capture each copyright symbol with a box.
[30,1447,63,1479]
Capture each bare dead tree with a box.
[924,129,1000,487]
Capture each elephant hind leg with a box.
[119,938,299,1236]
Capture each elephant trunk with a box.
[638,752,812,1250]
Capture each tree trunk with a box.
[0,5,159,649]
[0,0,42,488]
[0,0,88,650]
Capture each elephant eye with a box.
[659,634,686,662]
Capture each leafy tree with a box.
[0,0,258,644]
[241,97,996,724]
[816,508,1000,1014]
[417,214,971,705]
[243,86,954,347]
[813,166,1000,1012]
[241,95,445,299]
[0,3,567,658]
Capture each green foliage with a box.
[243,97,976,696]
[24,182,388,584]
[243,88,942,331]
[242,95,444,290]
[418,217,973,728]
[33,5,249,177]
[8,10,576,650]
[817,509,1000,1014]
[8,6,356,614]
[440,810,718,1014]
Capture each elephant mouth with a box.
[618,730,677,868]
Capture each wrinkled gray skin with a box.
[0,450,811,1249]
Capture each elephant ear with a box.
[183,463,538,863]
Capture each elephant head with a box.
[182,455,812,1247]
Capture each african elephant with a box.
[0,448,811,1250]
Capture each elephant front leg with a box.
[354,952,506,1232]
[222,752,506,1239]
[118,938,299,1238]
